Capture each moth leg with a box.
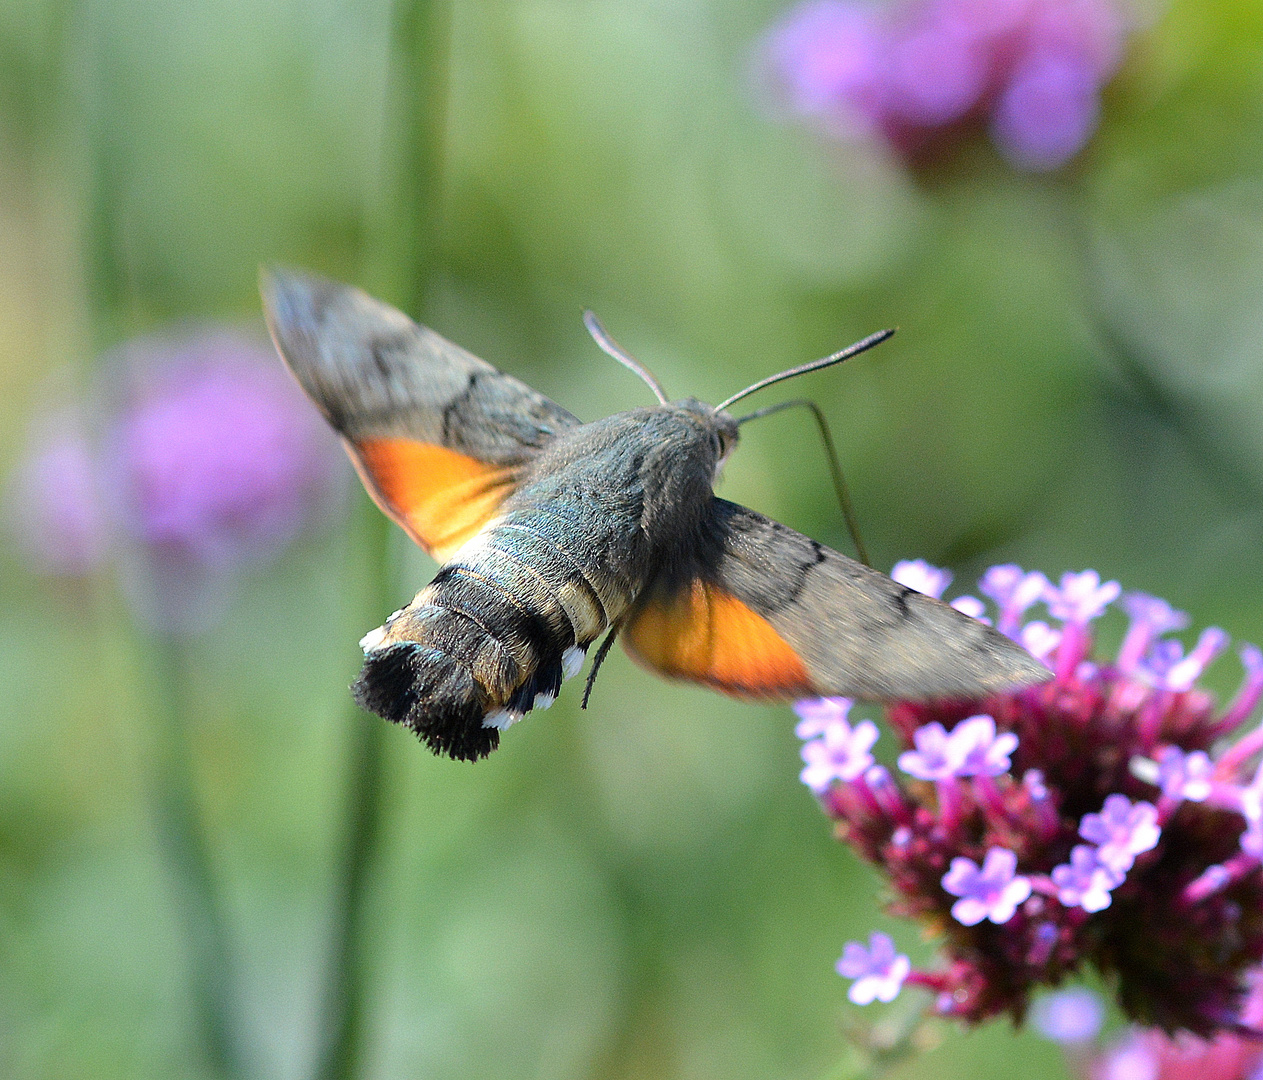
[581,624,621,709]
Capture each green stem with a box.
[81,15,239,1075]
[313,506,394,1080]
[313,1,449,1074]
[374,0,451,317]
[81,11,130,350]
[147,636,244,1079]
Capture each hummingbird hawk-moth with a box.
[262,270,1048,761]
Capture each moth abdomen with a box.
[355,548,592,759]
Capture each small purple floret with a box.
[1116,592,1189,673]
[898,721,961,780]
[1078,794,1160,874]
[836,930,911,1004]
[951,595,989,622]
[800,717,880,793]
[1156,747,1215,803]
[1235,764,1263,857]
[1121,592,1190,635]
[1051,845,1122,913]
[793,696,855,740]
[1163,627,1230,692]
[1019,621,1062,664]
[1219,644,1263,733]
[952,714,1019,777]
[942,847,1032,926]
[1242,643,1263,681]
[1242,819,1263,860]
[1044,570,1120,625]
[891,558,952,599]
[980,564,1050,635]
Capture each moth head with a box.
[713,409,739,471]
[675,397,740,478]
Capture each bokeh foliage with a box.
[2,1,1263,1078]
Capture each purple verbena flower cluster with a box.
[801,560,1263,1033]
[761,0,1138,171]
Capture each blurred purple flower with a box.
[1019,620,1062,663]
[884,19,989,126]
[793,695,856,739]
[1118,593,1190,674]
[1156,747,1215,802]
[951,594,990,621]
[836,931,912,1004]
[990,50,1101,171]
[953,714,1018,776]
[1045,569,1120,624]
[106,333,339,568]
[9,330,344,631]
[763,0,885,124]
[8,410,110,575]
[1032,986,1105,1044]
[760,0,1136,171]
[898,720,964,780]
[1129,632,1226,698]
[980,564,1050,636]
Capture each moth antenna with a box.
[583,311,670,405]
[736,398,871,567]
[714,328,894,413]
[581,624,621,709]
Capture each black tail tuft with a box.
[352,643,499,761]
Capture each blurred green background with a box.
[3,0,1263,1077]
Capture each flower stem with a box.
[313,0,449,1073]
[828,991,936,1079]
[147,636,244,1079]
[369,0,451,317]
[313,503,394,1080]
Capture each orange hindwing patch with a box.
[622,579,813,698]
[354,437,516,561]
